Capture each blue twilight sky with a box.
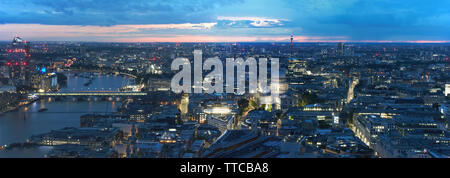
[0,0,449,42]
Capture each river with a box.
[0,72,133,157]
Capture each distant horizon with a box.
[0,39,449,44]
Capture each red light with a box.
[15,62,19,66]
[8,49,12,53]
[22,62,27,66]
[7,62,11,66]
[446,57,449,61]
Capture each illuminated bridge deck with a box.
[31,92,147,96]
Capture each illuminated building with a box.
[30,72,58,92]
[112,123,134,138]
[51,61,65,69]
[280,107,337,135]
[147,78,171,91]
[203,101,236,115]
[202,101,237,133]
[135,141,163,158]
[180,94,189,116]
[337,42,345,55]
[202,130,282,158]
[374,135,450,158]
[290,34,294,56]
[393,115,445,137]
[290,34,294,48]
[302,103,339,112]
[0,65,9,78]
[159,130,178,144]
[0,85,16,93]
[5,36,31,86]
[347,77,359,103]
[354,115,394,148]
[30,127,122,148]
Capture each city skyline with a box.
[1,0,450,42]
[1,0,450,162]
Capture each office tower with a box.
[290,34,294,56]
[6,36,31,86]
[290,34,293,48]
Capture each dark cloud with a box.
[1,0,244,25]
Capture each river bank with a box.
[0,97,40,115]
[0,72,130,157]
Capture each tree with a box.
[298,92,323,107]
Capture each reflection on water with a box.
[0,99,119,146]
[0,72,129,157]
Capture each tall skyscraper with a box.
[290,34,293,48]
[290,34,294,56]
[6,36,31,86]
